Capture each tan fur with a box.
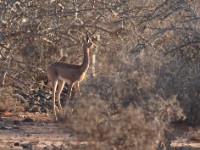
[47,36,95,120]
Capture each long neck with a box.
[80,46,90,72]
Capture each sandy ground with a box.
[1,111,200,150]
[171,122,200,150]
[0,111,72,150]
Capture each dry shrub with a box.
[0,1,198,149]
[156,58,200,125]
[57,48,185,150]
[59,96,158,150]
[0,86,27,112]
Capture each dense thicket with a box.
[0,0,200,149]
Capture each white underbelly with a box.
[58,75,70,82]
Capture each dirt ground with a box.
[170,122,200,150]
[0,111,75,150]
[1,111,200,150]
